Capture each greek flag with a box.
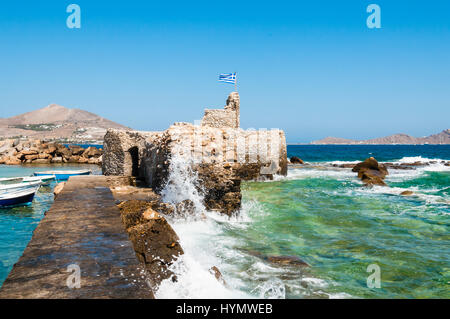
[218,73,236,84]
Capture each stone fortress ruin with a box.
[102,92,288,215]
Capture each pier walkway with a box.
[0,176,153,299]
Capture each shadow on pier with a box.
[0,176,153,299]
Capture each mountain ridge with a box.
[310,129,450,145]
[0,104,129,142]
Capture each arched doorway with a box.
[128,146,139,177]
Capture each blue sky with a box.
[0,1,449,143]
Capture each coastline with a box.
[1,144,449,298]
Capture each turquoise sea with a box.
[1,145,449,298]
[0,164,101,288]
[156,145,450,299]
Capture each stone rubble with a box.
[0,138,103,165]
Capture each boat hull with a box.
[34,171,90,181]
[0,192,35,207]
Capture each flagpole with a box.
[235,72,238,128]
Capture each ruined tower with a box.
[201,92,240,128]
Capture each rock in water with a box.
[353,157,389,186]
[290,156,304,164]
[265,255,310,268]
[53,182,66,198]
[209,266,227,287]
[400,190,414,196]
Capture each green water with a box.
[230,168,449,298]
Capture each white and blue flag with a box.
[218,73,236,84]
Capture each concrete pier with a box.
[0,176,153,299]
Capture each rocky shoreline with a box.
[0,138,103,165]
[289,156,450,188]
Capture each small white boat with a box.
[0,187,40,207]
[34,170,91,181]
[0,177,22,184]
[0,175,56,186]
[0,181,42,195]
[22,175,56,185]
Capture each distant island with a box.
[0,104,128,143]
[310,129,450,145]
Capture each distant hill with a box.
[311,129,450,145]
[0,104,129,142]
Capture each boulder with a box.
[352,157,388,176]
[56,147,72,159]
[358,171,387,186]
[82,146,102,158]
[54,182,66,198]
[43,145,57,155]
[88,157,101,164]
[4,156,21,165]
[21,150,38,156]
[118,201,184,288]
[400,190,414,196]
[353,157,389,186]
[0,141,12,155]
[69,145,85,156]
[51,157,63,163]
[24,154,39,160]
[290,156,304,164]
[68,155,80,163]
[38,153,51,159]
[77,157,89,164]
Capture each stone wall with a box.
[102,130,162,177]
[104,124,287,215]
[201,92,240,128]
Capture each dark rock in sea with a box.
[400,190,414,196]
[400,161,428,167]
[265,255,310,267]
[383,163,414,170]
[243,249,310,268]
[209,266,227,287]
[290,156,304,164]
[342,163,356,168]
[353,157,388,186]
